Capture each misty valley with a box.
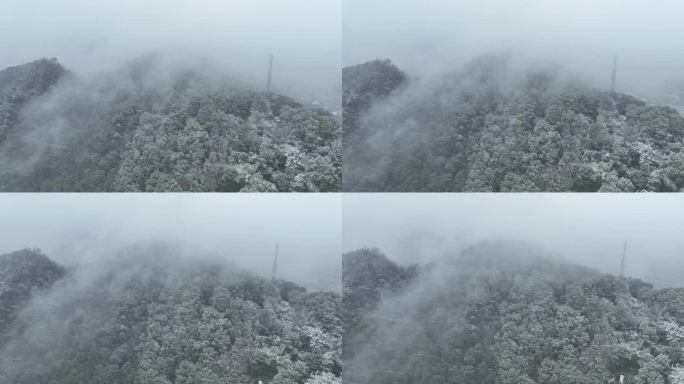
[0,57,341,192]
[343,244,684,384]
[343,55,684,192]
[0,247,342,384]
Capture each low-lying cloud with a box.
[344,0,684,98]
[0,193,342,291]
[343,193,684,287]
[0,0,341,103]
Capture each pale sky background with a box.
[343,193,684,287]
[2,193,683,289]
[0,0,341,103]
[344,0,684,97]
[0,193,342,291]
[4,1,683,101]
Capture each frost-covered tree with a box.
[0,57,341,192]
[0,246,342,384]
[344,243,684,384]
[343,55,684,192]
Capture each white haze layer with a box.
[344,0,684,98]
[343,193,684,288]
[0,0,341,105]
[0,193,342,291]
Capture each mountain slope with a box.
[0,57,341,192]
[0,58,67,142]
[343,243,684,384]
[343,55,684,192]
[342,248,418,361]
[342,59,406,137]
[0,249,64,339]
[0,247,341,384]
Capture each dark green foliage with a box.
[343,55,684,192]
[342,248,418,361]
[0,247,341,384]
[0,58,341,192]
[0,58,67,143]
[0,249,64,339]
[342,59,406,137]
[343,243,684,384]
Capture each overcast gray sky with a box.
[0,193,342,290]
[0,0,341,102]
[3,193,683,289]
[344,0,684,97]
[343,194,684,287]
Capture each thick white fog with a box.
[0,193,342,290]
[0,0,341,103]
[343,194,684,287]
[344,0,684,98]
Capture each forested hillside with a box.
[0,247,341,384]
[343,244,684,384]
[0,249,64,340]
[343,55,684,192]
[0,58,68,142]
[342,59,406,138]
[0,57,341,192]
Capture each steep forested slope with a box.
[343,245,684,384]
[0,249,64,339]
[342,59,406,138]
[0,58,68,143]
[343,55,684,192]
[0,247,341,384]
[0,57,341,192]
[341,248,418,363]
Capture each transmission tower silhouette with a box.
[271,242,279,281]
[266,54,274,102]
[619,240,627,277]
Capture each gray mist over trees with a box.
[343,195,684,383]
[0,193,342,291]
[0,56,342,192]
[0,0,342,192]
[0,194,343,383]
[0,0,341,104]
[342,1,684,192]
[344,0,684,98]
[343,193,684,287]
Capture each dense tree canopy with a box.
[343,244,684,384]
[0,247,341,384]
[343,55,684,191]
[342,59,406,138]
[0,249,64,340]
[0,57,341,191]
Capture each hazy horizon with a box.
[344,0,684,99]
[0,0,341,104]
[343,193,684,287]
[0,193,342,291]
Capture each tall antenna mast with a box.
[266,54,274,102]
[610,56,618,93]
[619,240,627,277]
[271,242,279,280]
